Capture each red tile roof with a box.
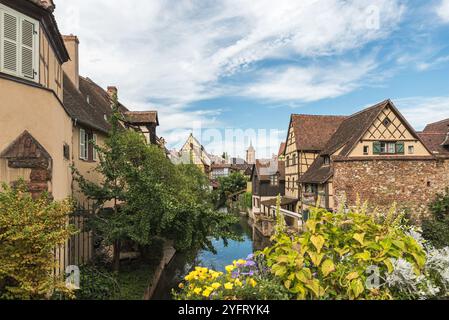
[423,118,449,133]
[291,114,347,151]
[124,111,159,125]
[418,132,449,155]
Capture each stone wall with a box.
[333,158,449,222]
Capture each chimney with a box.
[107,86,118,99]
[62,35,80,89]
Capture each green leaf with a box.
[306,220,318,233]
[353,233,365,246]
[346,272,359,281]
[305,279,325,298]
[351,279,365,299]
[383,258,394,274]
[321,259,335,277]
[411,252,426,269]
[392,240,405,251]
[296,269,312,283]
[354,251,371,261]
[310,235,325,253]
[284,280,292,290]
[308,251,325,267]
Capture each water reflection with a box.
[151,214,270,300]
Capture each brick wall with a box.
[333,158,449,222]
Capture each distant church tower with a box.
[246,142,256,164]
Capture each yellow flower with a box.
[178,283,185,289]
[237,259,246,265]
[193,287,202,295]
[202,289,212,298]
[224,282,234,290]
[211,282,221,289]
[235,279,243,287]
[225,265,235,273]
[248,278,257,288]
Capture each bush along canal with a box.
[151,213,270,300]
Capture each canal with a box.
[151,213,270,300]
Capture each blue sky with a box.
[56,0,449,159]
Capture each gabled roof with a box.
[418,132,449,155]
[320,100,430,156]
[64,74,158,134]
[302,99,436,184]
[320,101,388,156]
[423,118,449,133]
[252,159,285,181]
[63,74,120,134]
[290,114,347,151]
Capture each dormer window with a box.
[86,95,91,104]
[323,156,330,166]
[0,4,39,82]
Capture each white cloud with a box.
[436,0,449,22]
[395,96,449,130]
[55,0,404,105]
[54,0,405,153]
[242,59,378,102]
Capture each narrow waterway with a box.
[151,212,270,300]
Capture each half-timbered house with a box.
[283,114,346,212]
[299,100,449,221]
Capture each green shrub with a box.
[422,188,449,248]
[75,265,119,300]
[0,181,76,300]
[262,205,426,300]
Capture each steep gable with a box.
[362,104,418,141]
[322,100,431,157]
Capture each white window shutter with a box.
[1,11,19,75]
[92,134,98,161]
[20,18,35,79]
[80,128,86,160]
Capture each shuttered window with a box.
[80,128,87,160]
[0,4,39,82]
[92,134,98,161]
[373,141,405,155]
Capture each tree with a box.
[0,181,75,299]
[73,92,133,271]
[214,172,248,208]
[74,93,237,271]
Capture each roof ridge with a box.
[343,99,390,121]
[425,117,449,126]
[292,114,347,118]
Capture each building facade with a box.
[0,0,160,271]
[251,159,288,215]
[283,114,346,212]
[299,100,449,222]
[172,134,213,174]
